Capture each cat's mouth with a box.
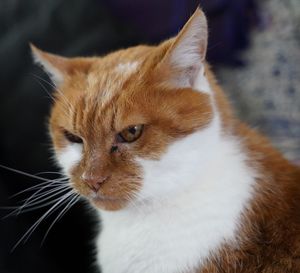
[88,192,127,210]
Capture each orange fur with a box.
[40,40,213,211]
[32,7,300,272]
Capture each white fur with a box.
[168,11,207,89]
[115,61,139,75]
[97,120,256,273]
[51,49,256,273]
[193,67,211,94]
[93,61,140,107]
[97,77,257,272]
[31,51,63,86]
[170,15,207,70]
[49,15,256,271]
[57,143,82,175]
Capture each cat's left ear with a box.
[157,8,208,88]
[30,44,92,86]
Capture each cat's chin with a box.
[89,194,128,211]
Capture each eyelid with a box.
[62,129,83,144]
[114,114,148,132]
[116,122,147,133]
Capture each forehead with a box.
[54,46,154,131]
[86,61,138,108]
[83,46,153,105]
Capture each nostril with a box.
[87,183,99,192]
[84,178,100,192]
[82,175,109,192]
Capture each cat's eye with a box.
[63,130,83,144]
[117,125,144,143]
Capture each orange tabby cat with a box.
[31,8,300,273]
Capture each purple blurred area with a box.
[102,0,258,65]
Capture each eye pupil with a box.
[128,126,137,135]
[63,130,83,144]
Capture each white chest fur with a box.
[96,125,256,273]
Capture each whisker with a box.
[9,178,67,199]
[11,191,74,252]
[34,171,66,176]
[32,75,56,103]
[10,193,75,215]
[2,184,71,218]
[41,194,79,244]
[23,192,76,245]
[16,185,70,212]
[14,179,67,206]
[32,73,75,117]
[3,193,69,219]
[31,73,74,119]
[0,164,52,182]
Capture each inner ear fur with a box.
[30,43,93,86]
[154,8,208,89]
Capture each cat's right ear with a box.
[30,44,71,86]
[30,44,92,87]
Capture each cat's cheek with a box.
[56,143,83,175]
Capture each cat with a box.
[31,8,300,273]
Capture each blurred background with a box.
[0,0,299,272]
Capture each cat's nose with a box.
[82,174,109,192]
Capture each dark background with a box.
[3,0,298,272]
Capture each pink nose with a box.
[82,175,108,192]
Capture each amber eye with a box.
[63,130,83,144]
[117,125,144,143]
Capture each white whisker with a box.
[41,194,80,244]
[10,178,67,199]
[16,184,71,213]
[0,164,53,182]
[11,190,74,252]
[32,73,75,118]
[32,74,56,103]
[2,186,71,219]
[12,179,68,209]
[31,73,75,120]
[34,171,66,176]
[4,194,70,218]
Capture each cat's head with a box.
[32,9,222,211]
